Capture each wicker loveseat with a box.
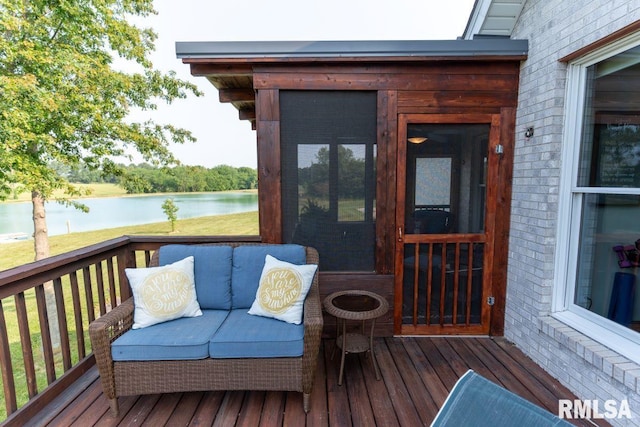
[89,243,323,416]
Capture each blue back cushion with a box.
[231,244,306,308]
[159,245,233,310]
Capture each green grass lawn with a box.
[0,211,259,271]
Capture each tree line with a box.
[58,163,258,194]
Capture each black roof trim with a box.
[176,39,528,60]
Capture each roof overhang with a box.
[176,38,528,129]
[177,39,528,61]
[463,0,526,39]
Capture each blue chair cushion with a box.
[111,310,228,361]
[209,309,304,358]
[230,244,306,308]
[431,370,571,426]
[159,244,233,310]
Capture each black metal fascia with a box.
[175,38,528,60]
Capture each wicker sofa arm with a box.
[89,298,135,400]
[303,280,323,338]
[301,247,323,402]
[302,279,323,359]
[303,246,323,344]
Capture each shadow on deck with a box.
[20,337,607,427]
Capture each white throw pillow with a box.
[126,256,202,329]
[248,254,318,324]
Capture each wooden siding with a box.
[253,60,520,336]
[491,107,517,335]
[376,90,398,275]
[256,89,282,243]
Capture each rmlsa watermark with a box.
[558,399,632,420]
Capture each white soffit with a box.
[463,0,526,39]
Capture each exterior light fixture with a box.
[524,127,534,138]
[408,137,428,144]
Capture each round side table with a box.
[323,290,389,386]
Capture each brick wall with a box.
[506,1,640,425]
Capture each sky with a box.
[132,0,476,168]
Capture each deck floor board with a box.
[20,337,609,427]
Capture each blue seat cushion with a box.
[111,310,228,361]
[209,309,304,358]
[159,244,233,310]
[431,370,571,427]
[231,244,306,308]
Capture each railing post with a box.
[0,301,17,415]
[116,248,134,302]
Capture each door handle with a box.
[398,227,403,242]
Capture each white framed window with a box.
[555,32,640,364]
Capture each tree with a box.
[0,0,201,261]
[237,166,258,189]
[161,198,178,232]
[299,146,367,199]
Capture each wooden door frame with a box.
[393,113,507,335]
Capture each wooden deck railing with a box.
[0,235,260,424]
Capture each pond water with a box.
[0,192,258,238]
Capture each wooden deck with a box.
[19,337,607,427]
